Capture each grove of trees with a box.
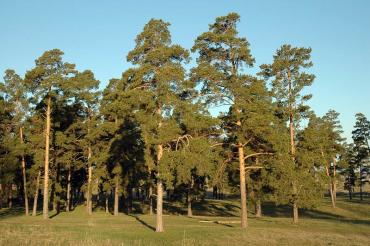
[0,13,369,232]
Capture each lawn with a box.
[0,195,369,246]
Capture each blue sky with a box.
[1,0,369,140]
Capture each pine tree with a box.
[125,18,189,232]
[68,70,100,214]
[259,44,315,223]
[321,110,345,207]
[25,49,76,219]
[191,13,275,228]
[1,69,30,215]
[351,113,370,200]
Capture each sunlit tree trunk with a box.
[19,126,29,216]
[149,185,153,215]
[238,140,248,228]
[255,197,262,218]
[66,167,71,212]
[87,146,92,215]
[187,192,192,217]
[43,96,51,220]
[156,144,164,232]
[105,194,109,214]
[332,157,337,203]
[32,169,41,216]
[114,176,119,216]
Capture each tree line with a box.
[0,13,369,232]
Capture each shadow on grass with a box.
[262,200,370,226]
[0,207,25,220]
[129,215,155,231]
[162,200,240,217]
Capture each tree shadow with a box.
[192,200,239,217]
[261,201,370,226]
[0,207,26,220]
[129,214,155,231]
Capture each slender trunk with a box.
[238,142,248,228]
[360,179,363,201]
[114,176,119,216]
[19,127,29,216]
[325,166,335,208]
[332,157,337,203]
[66,167,71,212]
[87,146,92,215]
[0,183,2,209]
[349,187,352,200]
[293,201,298,224]
[187,193,192,217]
[156,144,164,232]
[329,183,335,208]
[149,185,153,215]
[32,169,41,216]
[289,109,299,224]
[43,96,51,220]
[8,184,12,208]
[55,162,60,213]
[255,198,262,218]
[156,180,164,232]
[105,194,109,214]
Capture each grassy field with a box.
[0,195,369,246]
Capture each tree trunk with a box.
[238,143,248,228]
[289,109,300,224]
[324,157,335,208]
[156,180,164,232]
[329,183,335,208]
[19,127,29,216]
[187,194,192,217]
[149,185,153,215]
[293,200,299,224]
[114,177,119,216]
[349,187,352,200]
[32,169,41,216]
[66,167,71,212]
[156,144,164,233]
[0,183,2,209]
[8,184,12,208]
[43,96,51,220]
[332,158,337,203]
[255,198,262,218]
[87,146,92,215]
[105,194,109,214]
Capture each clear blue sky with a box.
[1,0,369,140]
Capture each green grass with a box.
[0,196,369,246]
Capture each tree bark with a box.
[105,194,109,214]
[66,167,71,212]
[149,185,153,215]
[0,184,2,209]
[19,127,29,216]
[114,176,119,216]
[32,169,41,216]
[43,96,51,220]
[255,198,262,218]
[238,142,248,228]
[156,144,164,232]
[87,146,92,215]
[293,200,299,224]
[187,192,192,217]
[156,180,164,232]
[332,157,337,203]
[8,184,12,208]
